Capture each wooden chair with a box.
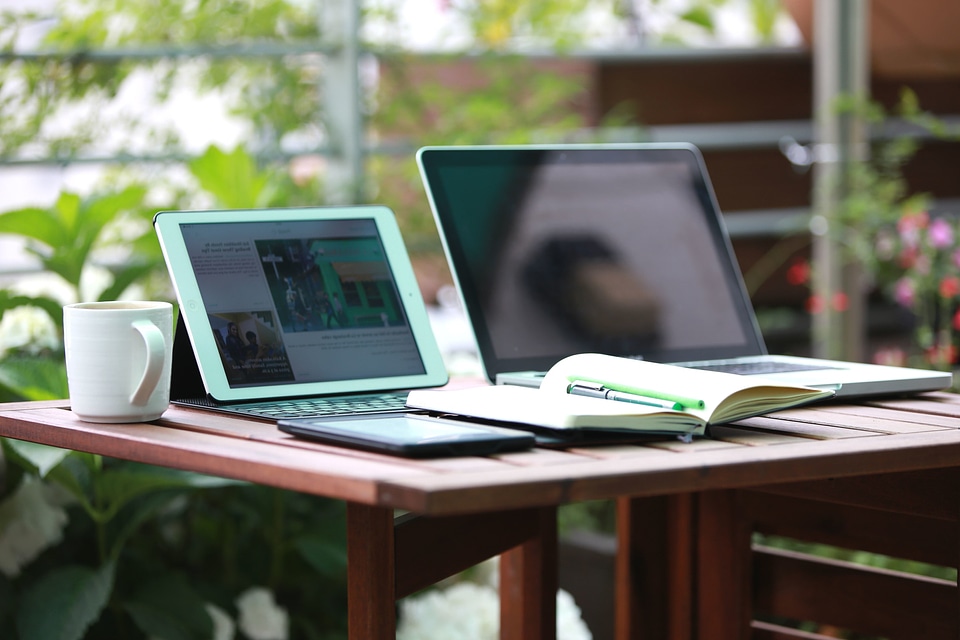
[696,468,960,639]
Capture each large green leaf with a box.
[16,562,115,640]
[96,466,245,518]
[1,439,71,477]
[0,206,68,247]
[188,145,271,209]
[45,453,96,512]
[0,187,153,293]
[123,574,213,640]
[294,534,348,580]
[0,356,68,401]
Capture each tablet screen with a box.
[155,207,448,401]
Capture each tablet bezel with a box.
[154,206,449,402]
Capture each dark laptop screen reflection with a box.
[434,154,751,363]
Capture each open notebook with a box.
[154,206,448,420]
[417,143,951,399]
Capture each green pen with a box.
[567,380,684,411]
[567,376,706,410]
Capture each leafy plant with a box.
[1,438,350,640]
[834,90,960,368]
[0,184,164,401]
[0,440,242,640]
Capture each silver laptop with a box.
[416,143,951,399]
[154,206,449,420]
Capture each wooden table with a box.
[3,392,960,639]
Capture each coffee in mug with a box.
[63,301,173,423]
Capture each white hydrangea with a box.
[235,587,289,640]
[0,306,60,358]
[397,582,500,640]
[0,476,69,577]
[397,558,593,640]
[556,589,593,640]
[205,603,236,640]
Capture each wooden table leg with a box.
[500,506,558,640]
[695,490,752,640]
[346,503,396,640]
[615,494,695,640]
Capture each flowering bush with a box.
[821,90,960,370]
[870,209,960,369]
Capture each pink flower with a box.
[914,254,931,276]
[898,246,918,269]
[941,276,960,299]
[927,218,954,249]
[897,210,929,248]
[894,277,915,308]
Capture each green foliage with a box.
[0,184,164,401]
[447,0,598,49]
[835,89,960,367]
[558,500,616,535]
[0,185,161,306]
[121,575,213,640]
[189,145,277,209]
[0,438,348,640]
[17,561,115,640]
[757,533,958,582]
[0,355,69,402]
[748,0,784,42]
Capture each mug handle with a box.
[130,319,167,406]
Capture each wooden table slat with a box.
[0,407,435,506]
[708,424,812,446]
[805,402,960,430]
[733,415,880,439]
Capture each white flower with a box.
[0,306,59,358]
[206,603,236,640]
[397,582,499,640]
[396,570,593,640]
[0,476,69,577]
[556,589,593,640]
[235,587,289,640]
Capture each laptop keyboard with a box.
[688,361,837,375]
[179,392,410,420]
[240,393,410,419]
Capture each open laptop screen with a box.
[418,144,767,378]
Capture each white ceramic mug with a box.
[63,301,173,423]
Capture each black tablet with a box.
[278,414,535,458]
